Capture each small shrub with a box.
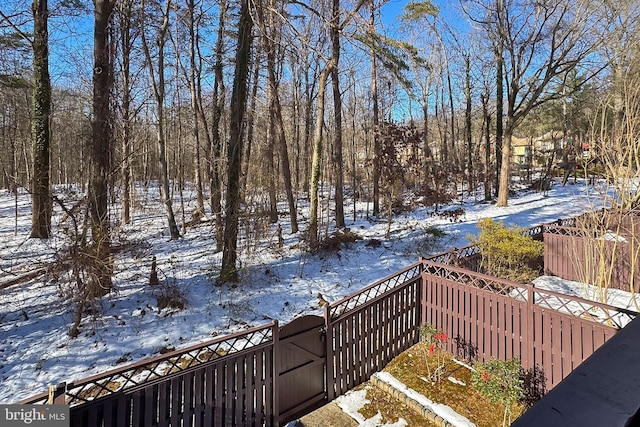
[148,257,187,311]
[471,358,524,427]
[410,225,449,257]
[420,324,449,383]
[155,279,187,311]
[469,218,543,282]
[317,229,362,252]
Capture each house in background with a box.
[512,136,533,165]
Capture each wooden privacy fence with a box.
[421,259,636,389]
[17,263,424,427]
[325,263,423,400]
[544,225,640,293]
[19,322,278,426]
[17,233,638,426]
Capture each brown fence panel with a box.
[421,260,631,390]
[529,304,616,388]
[421,270,527,365]
[544,228,640,293]
[543,230,581,281]
[16,224,640,425]
[25,323,277,427]
[69,345,274,427]
[326,263,422,400]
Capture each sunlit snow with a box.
[1,178,632,426]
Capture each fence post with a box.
[324,304,335,401]
[419,257,427,326]
[272,320,280,427]
[526,285,535,372]
[47,382,66,404]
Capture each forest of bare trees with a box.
[1,0,639,287]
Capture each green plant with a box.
[419,323,448,384]
[472,358,524,427]
[413,225,449,257]
[469,218,543,282]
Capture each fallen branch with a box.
[0,267,49,291]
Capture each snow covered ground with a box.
[0,178,624,411]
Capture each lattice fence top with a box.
[424,245,480,265]
[20,322,276,406]
[328,262,422,320]
[530,286,637,328]
[543,224,593,236]
[423,261,521,296]
[422,260,638,328]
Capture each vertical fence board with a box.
[552,316,563,384]
[542,310,553,385]
[483,293,492,359]
[506,299,514,360]
[236,357,245,426]
[214,363,224,426]
[184,373,194,427]
[570,318,581,372]
[196,366,208,426]
[264,347,273,426]
[346,312,354,389]
[225,361,235,426]
[171,377,181,427]
[245,352,254,425]
[470,288,478,361]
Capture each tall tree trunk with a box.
[495,47,503,199]
[187,0,205,215]
[445,56,456,169]
[117,0,134,226]
[89,0,116,293]
[261,1,298,233]
[369,3,380,216]
[497,127,512,206]
[266,103,278,223]
[464,55,473,194]
[220,0,253,282]
[210,0,226,251]
[30,0,51,239]
[140,0,180,239]
[331,0,345,228]
[482,94,492,201]
[308,64,333,250]
[422,92,432,184]
[241,48,260,205]
[302,65,314,199]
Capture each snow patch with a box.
[335,388,408,427]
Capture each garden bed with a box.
[358,340,526,427]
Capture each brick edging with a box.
[370,374,454,427]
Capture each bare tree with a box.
[307,0,367,247]
[30,0,51,238]
[0,2,52,238]
[369,0,380,216]
[113,0,140,226]
[331,0,345,228]
[219,0,253,282]
[140,0,180,239]
[256,0,298,233]
[210,0,226,251]
[88,0,116,294]
[468,0,605,206]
